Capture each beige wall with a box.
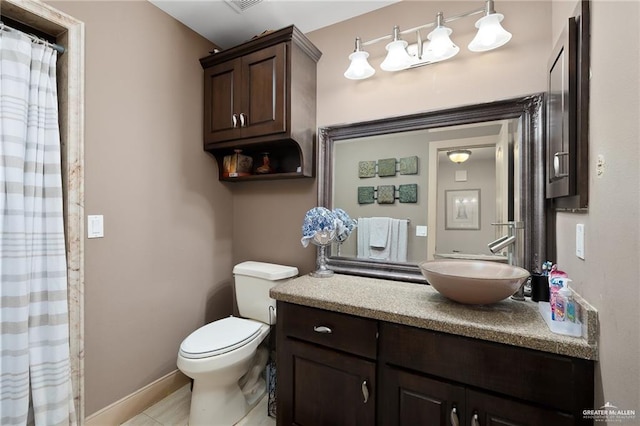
[551,0,640,413]
[51,1,234,416]
[230,179,317,272]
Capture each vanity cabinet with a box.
[379,322,593,426]
[276,302,377,426]
[276,302,594,426]
[200,26,321,181]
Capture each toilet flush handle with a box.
[313,325,332,334]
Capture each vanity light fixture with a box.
[447,149,472,164]
[344,0,512,80]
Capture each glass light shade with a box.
[468,13,512,52]
[447,150,472,163]
[380,39,412,71]
[344,50,375,80]
[422,26,460,63]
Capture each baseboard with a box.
[84,370,190,426]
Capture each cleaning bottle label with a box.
[554,297,566,321]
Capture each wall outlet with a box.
[596,154,606,177]
[576,223,585,259]
[416,225,428,237]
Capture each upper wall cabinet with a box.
[200,26,322,181]
[546,0,590,209]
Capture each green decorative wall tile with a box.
[358,186,375,204]
[399,156,419,175]
[377,185,396,204]
[358,161,376,178]
[398,184,418,203]
[377,158,397,177]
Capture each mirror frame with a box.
[318,94,548,283]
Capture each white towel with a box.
[395,219,408,262]
[356,218,371,259]
[369,217,391,248]
[369,217,391,260]
[359,217,409,262]
[388,219,400,260]
[369,218,409,262]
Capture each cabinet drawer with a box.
[278,302,377,359]
[379,322,594,413]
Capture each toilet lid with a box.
[179,317,263,359]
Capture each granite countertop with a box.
[270,274,598,360]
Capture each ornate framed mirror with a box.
[318,94,548,283]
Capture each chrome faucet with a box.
[488,222,525,300]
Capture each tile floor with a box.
[121,384,275,426]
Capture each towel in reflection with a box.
[357,217,408,262]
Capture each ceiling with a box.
[149,0,399,49]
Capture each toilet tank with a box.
[233,261,298,325]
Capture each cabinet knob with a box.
[313,325,332,334]
[232,113,238,128]
[450,406,459,426]
[361,380,369,404]
[240,113,247,127]
[471,412,480,426]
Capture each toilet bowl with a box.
[177,261,298,426]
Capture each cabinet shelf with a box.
[220,171,306,183]
[207,138,313,181]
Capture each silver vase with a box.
[310,230,335,278]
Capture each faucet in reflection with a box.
[488,222,525,300]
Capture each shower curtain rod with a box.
[0,22,65,54]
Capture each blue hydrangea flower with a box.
[301,207,338,247]
[333,208,357,243]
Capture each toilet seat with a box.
[179,317,264,359]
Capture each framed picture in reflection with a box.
[445,189,480,230]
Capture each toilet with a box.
[177,261,298,426]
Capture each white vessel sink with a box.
[419,259,530,305]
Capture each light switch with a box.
[576,223,585,259]
[88,215,104,239]
[416,226,428,237]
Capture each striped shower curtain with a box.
[0,29,76,425]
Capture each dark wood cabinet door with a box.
[277,339,375,426]
[546,16,578,200]
[378,365,465,426]
[203,58,242,144]
[466,389,575,426]
[240,43,287,139]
